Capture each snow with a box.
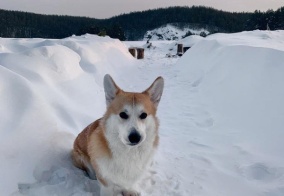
[178,35,205,47]
[144,24,209,41]
[1,30,284,196]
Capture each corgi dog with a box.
[72,74,164,196]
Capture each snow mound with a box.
[0,34,138,195]
[173,30,284,196]
[178,35,205,47]
[207,30,284,51]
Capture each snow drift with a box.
[0,34,138,195]
[174,30,284,196]
[1,30,284,196]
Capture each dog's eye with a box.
[139,112,147,119]
[119,112,128,119]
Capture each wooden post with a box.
[137,48,144,59]
[183,47,191,53]
[177,44,183,56]
[128,48,136,58]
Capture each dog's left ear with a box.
[143,76,164,108]
[104,74,121,107]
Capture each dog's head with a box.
[103,74,164,148]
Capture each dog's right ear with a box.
[104,74,121,107]
[143,76,164,108]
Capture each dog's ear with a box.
[143,76,164,108]
[104,74,121,107]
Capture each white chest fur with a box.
[95,112,158,190]
[96,138,155,189]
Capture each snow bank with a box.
[173,30,284,196]
[0,34,137,195]
[178,35,204,47]
[206,30,284,51]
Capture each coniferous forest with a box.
[0,6,284,40]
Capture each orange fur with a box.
[72,119,111,185]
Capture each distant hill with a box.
[143,23,210,41]
[105,6,250,40]
[0,6,283,40]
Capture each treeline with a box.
[108,6,251,40]
[0,9,99,38]
[245,8,284,30]
[0,6,283,40]
[111,6,284,39]
[78,24,126,40]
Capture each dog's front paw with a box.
[121,190,141,196]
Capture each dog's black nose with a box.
[128,129,141,145]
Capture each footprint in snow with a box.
[189,154,212,167]
[188,141,212,150]
[190,76,204,87]
[194,117,214,128]
[139,166,184,196]
[182,108,214,128]
[240,163,284,182]
[16,165,99,196]
[264,186,284,196]
[14,133,100,196]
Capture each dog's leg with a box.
[72,149,97,180]
[100,184,134,196]
[72,149,84,170]
[120,183,141,196]
[121,189,141,196]
[84,160,97,180]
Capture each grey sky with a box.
[0,0,283,19]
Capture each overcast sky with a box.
[0,0,283,19]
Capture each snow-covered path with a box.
[125,34,284,196]
[1,31,284,196]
